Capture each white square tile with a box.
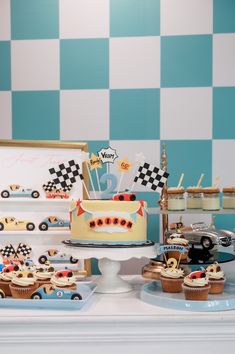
[213,34,235,87]
[212,140,235,187]
[109,140,160,192]
[160,88,212,140]
[110,37,160,89]
[0,92,12,139]
[60,90,109,140]
[11,40,59,91]
[161,0,213,35]
[60,0,109,38]
[0,0,10,40]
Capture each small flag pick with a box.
[86,153,102,193]
[80,151,97,199]
[117,157,132,194]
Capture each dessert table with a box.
[0,275,235,354]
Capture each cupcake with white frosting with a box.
[167,233,189,261]
[9,270,39,299]
[182,269,210,300]
[160,257,184,293]
[35,265,55,286]
[51,270,77,290]
[206,262,225,294]
[0,265,20,296]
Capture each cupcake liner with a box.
[0,280,12,297]
[209,279,225,294]
[182,284,211,301]
[9,282,39,299]
[160,276,184,293]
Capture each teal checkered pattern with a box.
[1,0,235,252]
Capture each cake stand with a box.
[62,241,158,294]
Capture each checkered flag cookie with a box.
[43,180,73,193]
[16,243,32,258]
[0,244,16,258]
[133,162,169,192]
[42,180,56,192]
[49,160,82,190]
[0,243,32,259]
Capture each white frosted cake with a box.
[70,199,148,244]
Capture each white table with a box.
[0,275,235,354]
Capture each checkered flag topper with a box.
[16,243,32,258]
[49,160,83,190]
[133,163,169,192]
[43,180,73,193]
[0,244,15,258]
[0,243,32,259]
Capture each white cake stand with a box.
[62,243,158,294]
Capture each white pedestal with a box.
[62,244,158,293]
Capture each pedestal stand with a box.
[62,243,158,293]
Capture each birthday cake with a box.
[70,199,148,245]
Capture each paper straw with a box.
[95,169,101,192]
[177,173,184,188]
[82,180,90,199]
[129,181,136,192]
[213,176,220,188]
[117,172,124,194]
[85,162,97,199]
[196,173,204,188]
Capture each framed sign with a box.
[0,140,91,276]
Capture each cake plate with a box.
[62,241,158,294]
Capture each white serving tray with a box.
[140,281,235,312]
[0,282,96,310]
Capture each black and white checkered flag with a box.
[49,160,82,190]
[43,180,73,193]
[133,162,169,192]
[0,244,16,258]
[0,243,32,259]
[16,243,32,258]
[43,180,56,192]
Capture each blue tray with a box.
[0,283,96,310]
[140,281,235,312]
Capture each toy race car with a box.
[38,249,78,265]
[167,222,233,250]
[2,264,20,273]
[31,284,82,300]
[45,189,70,199]
[112,193,136,201]
[38,216,70,231]
[1,185,40,199]
[0,289,5,298]
[0,217,35,231]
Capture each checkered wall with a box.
[1,0,235,241]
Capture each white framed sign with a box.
[0,140,91,276]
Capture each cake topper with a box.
[80,152,97,199]
[117,157,133,194]
[49,159,90,199]
[130,162,169,193]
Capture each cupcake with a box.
[9,270,39,299]
[35,265,55,286]
[167,233,189,261]
[160,258,184,293]
[0,264,20,296]
[182,269,210,301]
[206,262,225,294]
[51,270,77,290]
